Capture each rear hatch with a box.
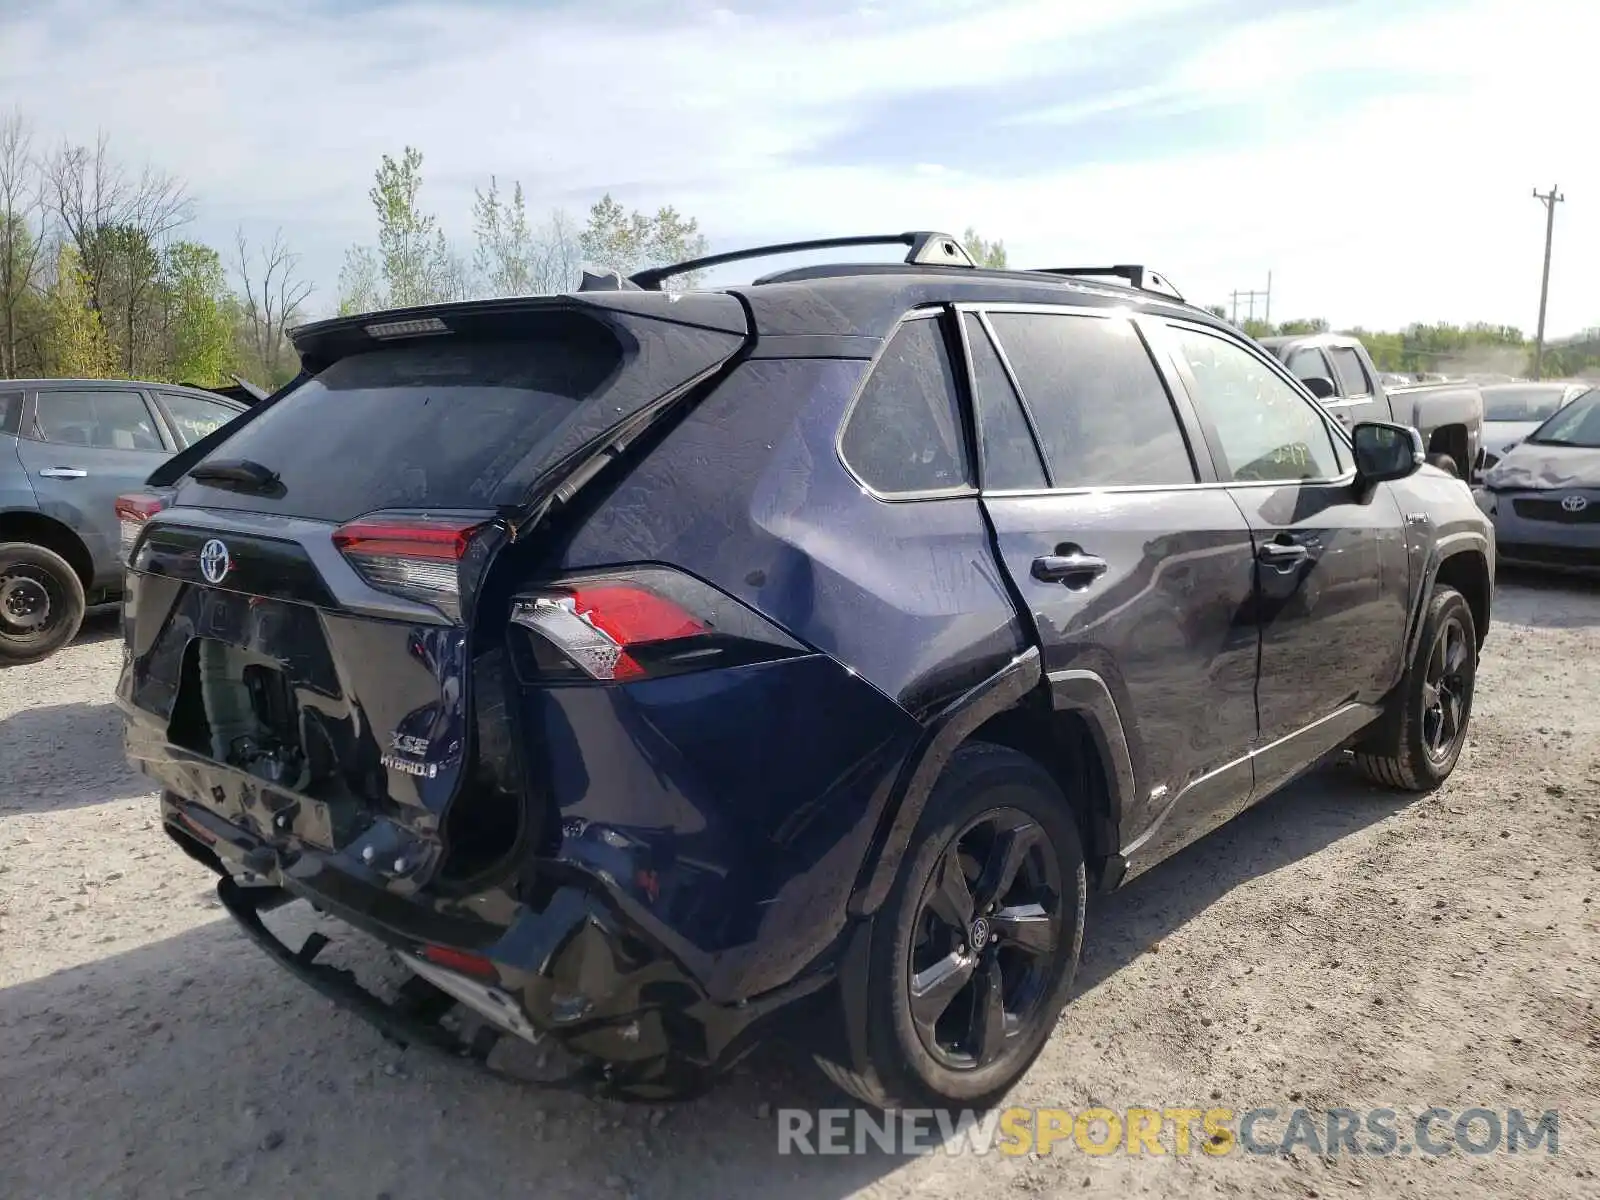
[118,294,749,890]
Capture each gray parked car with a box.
[1477,381,1591,475]
[1,379,246,663]
[1476,387,1600,575]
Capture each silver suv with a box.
[1,379,245,664]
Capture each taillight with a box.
[332,513,491,621]
[510,566,807,683]
[115,492,166,565]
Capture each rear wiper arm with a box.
[188,458,282,492]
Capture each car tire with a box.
[1355,584,1476,791]
[1426,453,1460,477]
[816,742,1087,1110]
[0,542,87,666]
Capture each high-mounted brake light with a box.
[332,514,489,621]
[115,492,167,565]
[510,567,808,684]
[364,316,450,340]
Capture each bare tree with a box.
[0,110,50,377]
[46,132,192,373]
[235,227,312,384]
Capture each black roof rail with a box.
[1031,264,1184,303]
[628,231,974,290]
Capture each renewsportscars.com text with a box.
[777,1106,1560,1158]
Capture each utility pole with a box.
[1532,185,1564,380]
[1230,278,1271,328]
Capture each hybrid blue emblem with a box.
[199,538,232,585]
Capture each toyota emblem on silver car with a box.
[199,538,232,584]
[1561,494,1589,513]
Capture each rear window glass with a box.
[182,331,620,522]
[839,316,972,495]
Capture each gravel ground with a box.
[2,578,1598,1200]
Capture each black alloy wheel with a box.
[908,807,1063,1071]
[1421,611,1472,764]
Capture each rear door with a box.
[1156,321,1410,793]
[15,386,176,582]
[965,306,1262,868]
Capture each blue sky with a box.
[1,0,1593,334]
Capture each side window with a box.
[32,389,165,452]
[985,312,1196,487]
[1327,347,1372,397]
[839,315,972,495]
[1169,328,1343,483]
[0,390,22,437]
[161,393,240,446]
[962,314,1047,490]
[1286,349,1331,386]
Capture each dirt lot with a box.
[2,577,1598,1200]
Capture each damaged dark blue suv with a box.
[117,232,1493,1108]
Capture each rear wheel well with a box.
[967,699,1115,884]
[1434,550,1490,650]
[0,511,94,592]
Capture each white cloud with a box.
[0,0,1593,335]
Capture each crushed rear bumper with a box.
[164,792,830,1098]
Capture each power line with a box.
[1532,185,1564,380]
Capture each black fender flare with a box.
[848,652,1141,917]
[848,646,1043,918]
[1363,531,1492,757]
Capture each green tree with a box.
[43,244,116,378]
[579,194,708,284]
[369,146,449,308]
[160,240,236,385]
[962,227,1007,269]
[1,111,50,378]
[338,146,455,312]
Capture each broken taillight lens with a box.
[332,513,491,621]
[115,492,167,565]
[510,567,807,683]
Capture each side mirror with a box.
[1352,421,1424,484]
[1302,376,1337,400]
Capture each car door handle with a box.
[37,467,87,479]
[1032,552,1108,585]
[1258,541,1309,568]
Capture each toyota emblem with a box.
[1561,494,1589,514]
[199,538,232,585]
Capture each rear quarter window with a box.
[180,329,621,522]
[0,391,21,437]
[838,315,972,496]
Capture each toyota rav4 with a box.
[116,232,1494,1109]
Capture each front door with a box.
[15,387,175,586]
[963,307,1262,871]
[1159,322,1410,792]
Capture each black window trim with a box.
[953,308,1053,490]
[951,301,1214,497]
[20,383,177,453]
[1155,317,1357,489]
[833,306,980,503]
